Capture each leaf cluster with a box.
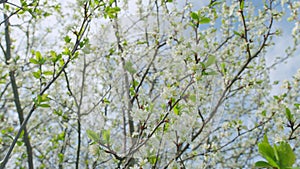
[255,135,299,169]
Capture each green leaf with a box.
[221,63,227,74]
[240,0,245,10]
[57,132,65,141]
[209,1,222,8]
[32,71,41,79]
[39,94,50,102]
[58,153,64,163]
[34,51,46,64]
[64,36,71,43]
[273,145,280,163]
[50,51,61,63]
[79,41,85,48]
[104,6,121,19]
[261,110,266,116]
[50,50,56,57]
[18,9,26,15]
[258,135,279,167]
[43,71,53,76]
[199,17,211,24]
[72,51,79,60]
[256,80,263,84]
[59,58,65,67]
[34,94,50,105]
[205,55,216,67]
[190,12,199,21]
[4,4,10,10]
[16,141,24,146]
[103,98,110,104]
[173,105,180,115]
[86,129,100,143]
[132,80,139,87]
[20,0,28,8]
[233,31,241,36]
[43,12,52,17]
[276,142,296,168]
[0,79,5,84]
[29,58,39,64]
[62,47,70,55]
[39,104,51,108]
[35,51,42,61]
[285,107,294,122]
[294,103,300,109]
[255,161,273,168]
[124,61,136,74]
[148,155,158,165]
[102,129,110,144]
[129,86,135,96]
[53,109,63,116]
[190,94,196,102]
[13,55,20,63]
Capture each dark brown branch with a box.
[132,41,166,103]
[2,11,34,169]
[75,54,87,169]
[0,8,91,169]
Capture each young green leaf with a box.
[62,47,70,55]
[255,161,273,168]
[285,107,295,122]
[102,129,110,144]
[221,63,227,74]
[276,142,296,168]
[261,110,267,116]
[35,51,42,61]
[205,55,216,67]
[103,98,110,104]
[64,36,71,43]
[125,61,136,74]
[32,71,41,79]
[38,104,51,108]
[16,141,24,146]
[29,58,39,64]
[190,12,199,21]
[53,109,63,116]
[148,155,158,165]
[43,71,53,76]
[173,104,180,115]
[40,94,50,102]
[50,51,61,63]
[240,0,245,10]
[209,1,222,8]
[199,17,211,24]
[189,94,196,102]
[233,31,241,36]
[58,153,64,163]
[258,135,278,167]
[86,129,100,143]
